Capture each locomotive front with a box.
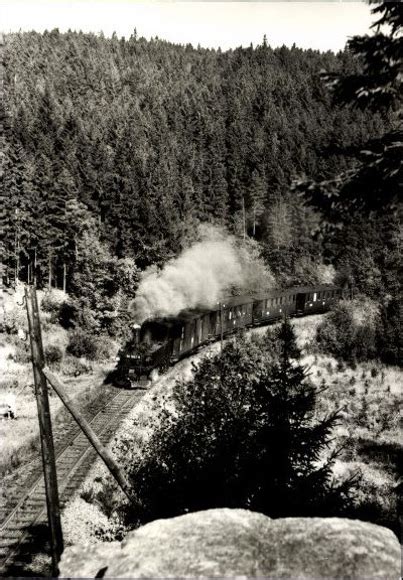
[115,320,174,387]
[115,324,151,387]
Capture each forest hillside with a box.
[3,31,389,279]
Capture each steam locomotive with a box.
[114,284,345,388]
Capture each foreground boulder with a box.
[59,508,400,578]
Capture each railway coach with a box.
[114,284,344,387]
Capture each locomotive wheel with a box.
[113,374,132,389]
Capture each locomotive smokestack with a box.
[132,323,141,344]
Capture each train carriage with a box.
[293,285,342,315]
[116,283,346,386]
[252,288,297,325]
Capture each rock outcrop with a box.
[59,508,400,578]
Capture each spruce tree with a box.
[250,317,343,517]
[118,318,350,524]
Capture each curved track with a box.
[0,386,144,577]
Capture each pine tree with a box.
[250,317,344,517]
[117,318,350,524]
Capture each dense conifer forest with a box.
[2,2,401,365]
[3,30,389,280]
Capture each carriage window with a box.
[181,327,185,339]
[313,292,317,302]
[229,310,232,320]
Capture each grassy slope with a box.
[7,283,400,560]
[295,315,401,534]
[0,287,116,476]
[62,314,402,545]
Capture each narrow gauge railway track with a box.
[0,386,144,577]
[0,374,118,518]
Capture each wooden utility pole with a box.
[25,286,63,576]
[42,368,134,504]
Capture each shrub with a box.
[376,298,402,367]
[61,355,92,377]
[67,329,98,360]
[2,304,26,335]
[316,297,380,363]
[350,469,399,537]
[66,329,113,361]
[57,301,77,329]
[40,290,66,314]
[12,340,31,364]
[94,335,114,361]
[44,344,63,367]
[62,496,127,547]
[116,319,352,525]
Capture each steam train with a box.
[114,284,345,388]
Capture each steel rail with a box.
[0,388,140,575]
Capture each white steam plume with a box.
[131,225,276,323]
[131,227,245,323]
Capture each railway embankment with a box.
[62,314,401,555]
